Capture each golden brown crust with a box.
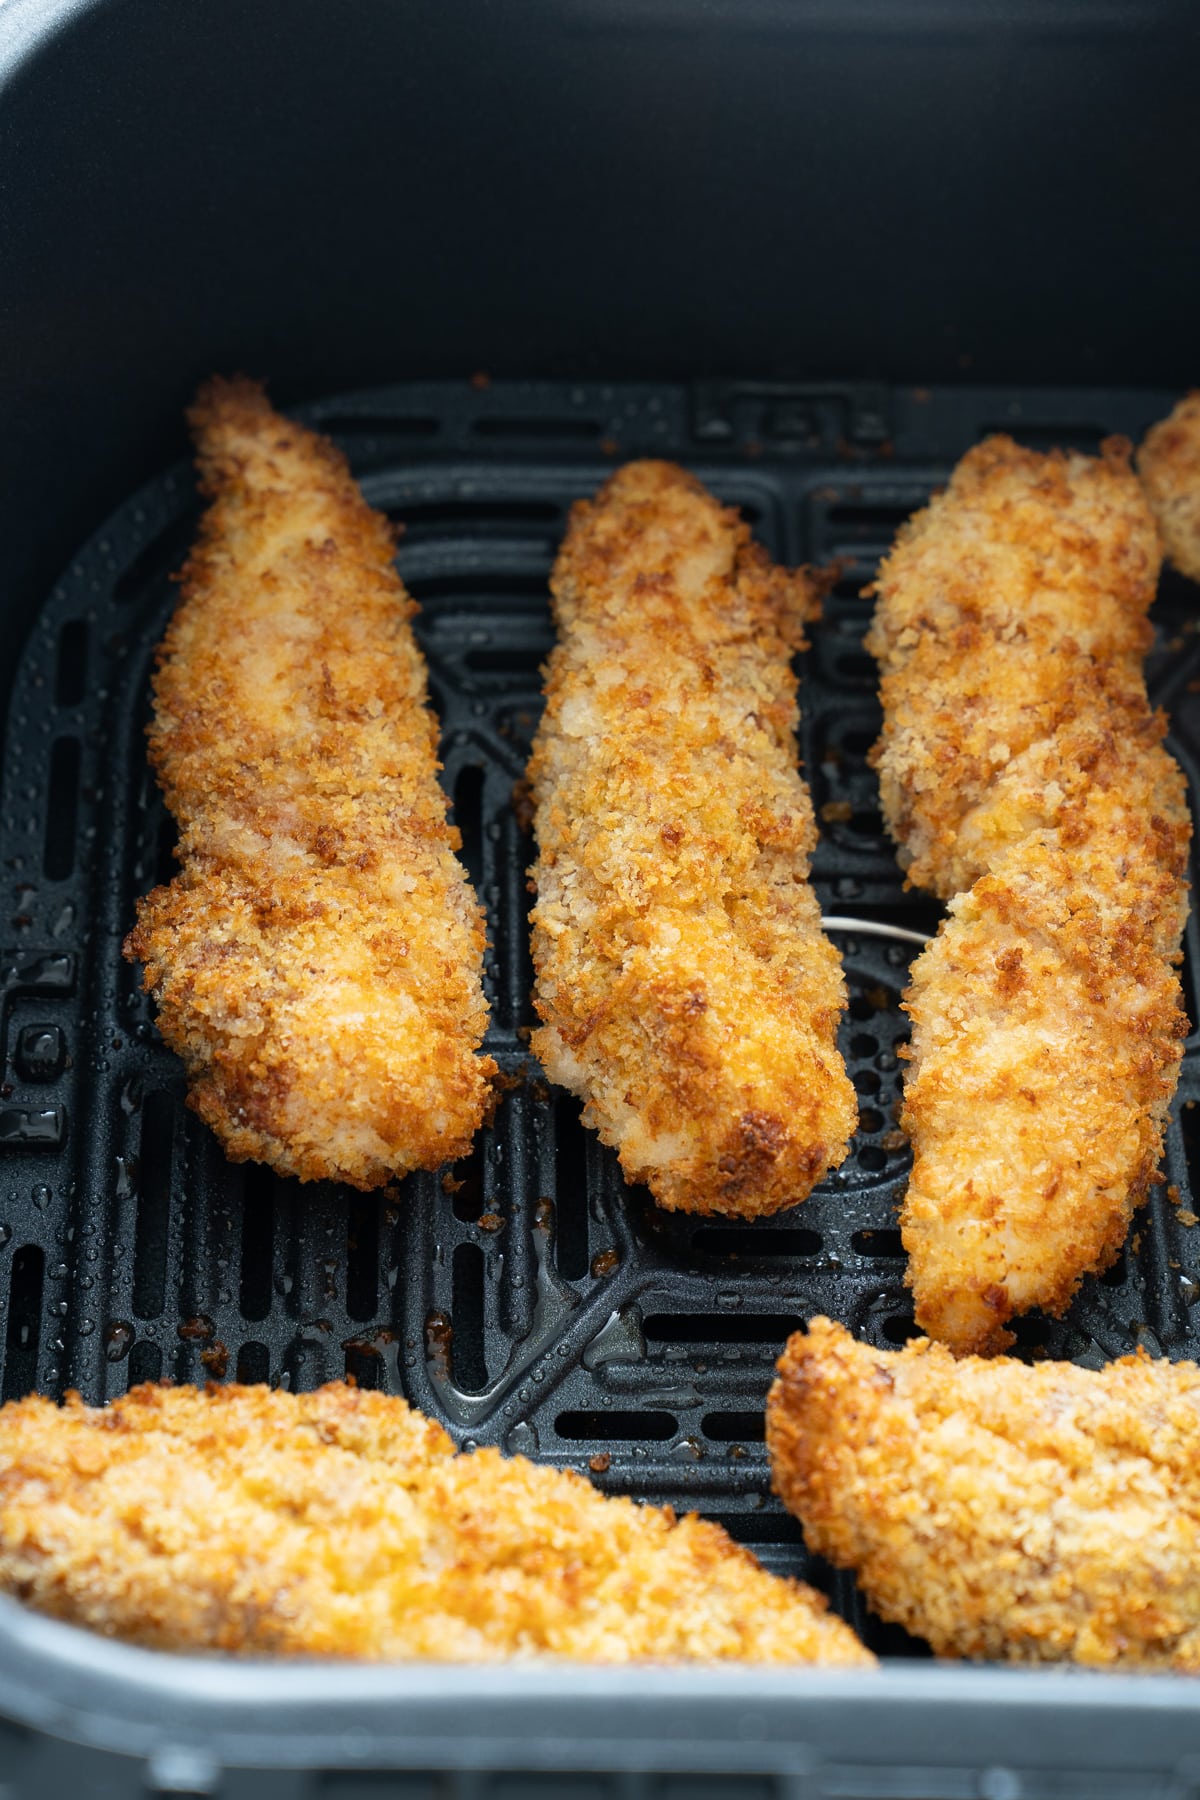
[0,1380,871,1666]
[768,1318,1200,1670]
[866,435,1161,899]
[866,436,1190,1351]
[1140,391,1200,583]
[527,461,856,1216]
[123,378,495,1188]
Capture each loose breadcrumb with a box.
[769,1317,1200,1671]
[528,461,856,1216]
[124,379,495,1188]
[0,1381,871,1666]
[1140,392,1200,583]
[865,437,1190,1352]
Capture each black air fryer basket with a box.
[2,3,1200,1795]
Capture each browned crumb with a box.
[527,461,856,1217]
[1139,392,1200,583]
[866,436,1190,1352]
[0,1381,871,1666]
[768,1318,1200,1670]
[866,436,1163,900]
[123,378,495,1188]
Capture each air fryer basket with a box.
[4,0,1200,1787]
[4,378,1200,1796]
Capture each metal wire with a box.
[820,915,933,947]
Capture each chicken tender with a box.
[769,1317,1200,1670]
[124,379,494,1188]
[528,461,856,1216]
[866,437,1190,1352]
[1140,391,1200,583]
[0,1381,871,1666]
[867,435,1161,900]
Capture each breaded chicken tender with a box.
[1140,391,1200,583]
[0,1381,871,1666]
[867,436,1162,900]
[769,1317,1200,1670]
[124,379,494,1188]
[866,437,1190,1352]
[528,462,856,1216]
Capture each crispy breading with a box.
[527,461,856,1216]
[769,1317,1200,1670]
[0,1381,871,1666]
[866,435,1160,900]
[124,379,495,1188]
[1140,391,1200,583]
[865,436,1190,1352]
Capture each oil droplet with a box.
[0,1224,10,1250]
[590,1248,620,1278]
[30,1184,51,1210]
[177,1314,215,1343]
[670,1435,705,1463]
[583,1305,646,1369]
[424,1310,453,1381]
[105,1320,135,1361]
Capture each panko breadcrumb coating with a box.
[867,436,1162,900]
[1140,392,1200,583]
[0,1381,871,1666]
[866,437,1190,1352]
[124,379,495,1188]
[769,1317,1200,1671]
[528,461,856,1217]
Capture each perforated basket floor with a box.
[4,378,1200,1657]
